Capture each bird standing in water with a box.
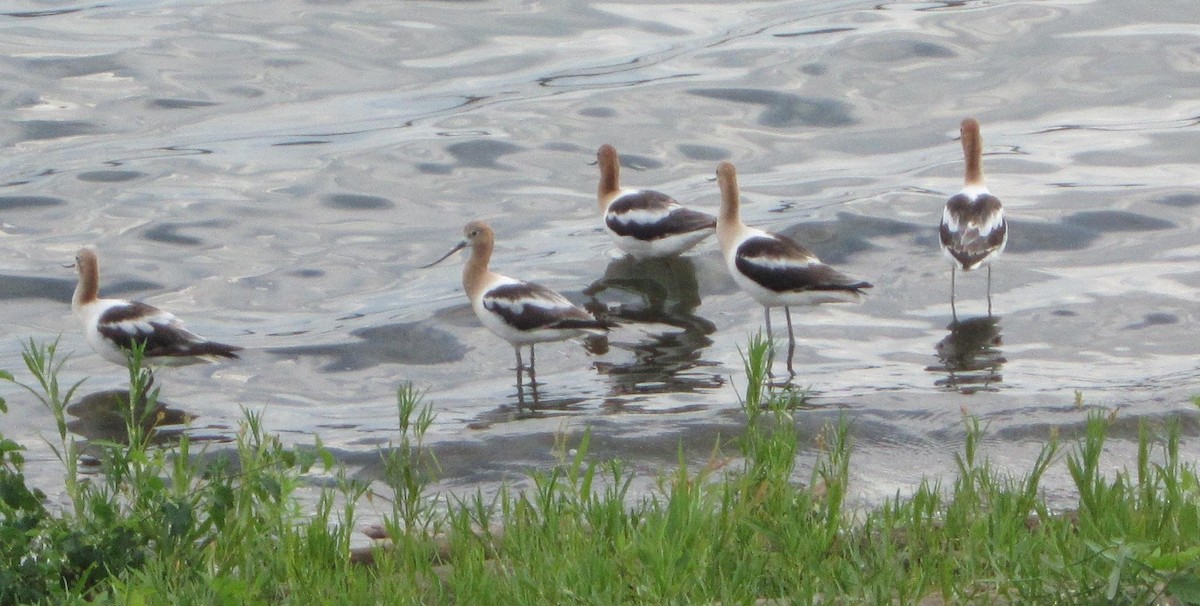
[939,118,1008,320]
[424,221,613,405]
[71,246,242,371]
[596,144,716,259]
[714,162,871,380]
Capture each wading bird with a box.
[715,162,871,380]
[939,118,1008,320]
[424,221,613,405]
[71,246,242,370]
[596,144,716,258]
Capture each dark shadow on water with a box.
[66,389,228,446]
[584,255,723,396]
[688,88,855,128]
[1124,312,1178,330]
[143,219,234,246]
[149,98,219,110]
[1155,193,1200,208]
[610,151,663,171]
[995,211,1173,256]
[4,7,86,17]
[780,212,919,264]
[16,120,99,142]
[415,139,525,174]
[0,195,67,211]
[1001,219,1098,253]
[913,1,970,11]
[466,393,593,430]
[676,144,728,162]
[926,316,1005,394]
[1064,210,1174,232]
[322,193,395,210]
[267,321,466,371]
[774,26,856,38]
[77,170,146,183]
[0,274,159,302]
[21,54,126,78]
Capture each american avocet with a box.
[715,162,872,379]
[939,118,1008,319]
[72,246,242,367]
[597,144,716,258]
[424,220,613,404]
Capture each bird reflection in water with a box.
[66,388,202,446]
[584,255,723,403]
[927,315,1005,393]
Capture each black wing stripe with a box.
[97,302,241,358]
[736,236,870,294]
[484,283,601,332]
[608,190,675,214]
[607,191,715,240]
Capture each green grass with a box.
[1,336,1199,604]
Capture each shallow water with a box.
[3,0,1200,507]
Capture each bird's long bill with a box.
[421,241,468,268]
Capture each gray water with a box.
[3,0,1200,508]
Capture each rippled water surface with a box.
[3,0,1200,505]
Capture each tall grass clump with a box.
[3,337,1200,603]
[359,383,444,601]
[382,382,438,536]
[0,340,362,604]
[419,333,855,604]
[1,339,144,604]
[1059,415,1200,603]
